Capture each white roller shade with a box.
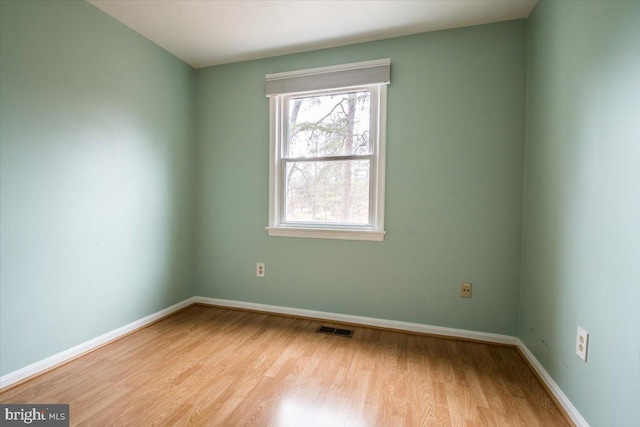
[265,58,390,96]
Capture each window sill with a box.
[266,226,385,242]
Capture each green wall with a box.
[520,1,640,425]
[195,21,527,335]
[0,1,196,376]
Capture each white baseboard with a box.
[0,297,196,390]
[516,339,589,427]
[194,297,518,346]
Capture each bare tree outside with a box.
[284,91,371,224]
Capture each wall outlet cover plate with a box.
[575,327,589,362]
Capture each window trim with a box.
[266,60,389,242]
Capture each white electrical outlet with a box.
[460,282,472,298]
[576,327,589,362]
[256,263,265,278]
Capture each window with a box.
[265,59,390,241]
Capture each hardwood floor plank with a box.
[0,306,570,426]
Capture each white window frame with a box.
[265,60,389,241]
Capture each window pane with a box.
[287,91,370,158]
[284,160,370,225]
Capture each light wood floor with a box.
[0,305,569,426]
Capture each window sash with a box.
[281,157,374,227]
[277,85,379,229]
[283,88,373,159]
[284,154,372,163]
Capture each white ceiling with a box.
[87,0,537,69]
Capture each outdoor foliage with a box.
[285,91,371,224]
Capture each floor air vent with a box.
[315,326,354,338]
